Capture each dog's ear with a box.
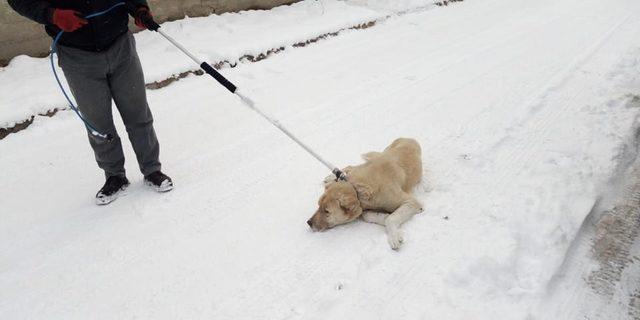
[338,193,362,217]
[352,182,373,202]
[317,193,326,206]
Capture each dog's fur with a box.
[307,138,423,250]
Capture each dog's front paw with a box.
[386,226,404,250]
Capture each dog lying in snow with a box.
[307,138,423,250]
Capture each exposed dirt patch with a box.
[435,0,465,6]
[146,69,205,90]
[0,117,33,140]
[625,93,640,106]
[0,108,61,140]
[293,21,376,48]
[588,198,640,297]
[240,47,286,63]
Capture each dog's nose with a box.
[307,219,313,228]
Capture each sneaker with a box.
[96,175,130,205]
[144,171,173,192]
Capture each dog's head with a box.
[307,181,362,231]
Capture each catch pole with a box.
[155,28,347,181]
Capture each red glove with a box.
[134,6,159,31]
[51,9,88,32]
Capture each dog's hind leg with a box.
[385,196,422,250]
[361,211,388,226]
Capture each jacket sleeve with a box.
[7,0,53,25]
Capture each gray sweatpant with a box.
[57,31,161,178]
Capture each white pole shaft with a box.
[157,29,203,66]
[235,90,340,173]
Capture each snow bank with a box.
[0,0,435,129]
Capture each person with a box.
[8,0,173,205]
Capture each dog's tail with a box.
[362,151,382,161]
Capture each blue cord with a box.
[50,2,126,140]
[84,2,126,19]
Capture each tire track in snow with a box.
[488,14,632,188]
[425,7,624,177]
[471,15,637,304]
[438,13,635,241]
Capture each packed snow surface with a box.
[2,0,640,319]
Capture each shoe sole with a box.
[144,179,174,193]
[96,184,130,206]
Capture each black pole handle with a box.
[200,62,237,93]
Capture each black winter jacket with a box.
[8,0,148,52]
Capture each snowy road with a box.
[2,0,640,319]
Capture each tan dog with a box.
[307,138,423,250]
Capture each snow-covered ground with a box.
[2,0,640,319]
